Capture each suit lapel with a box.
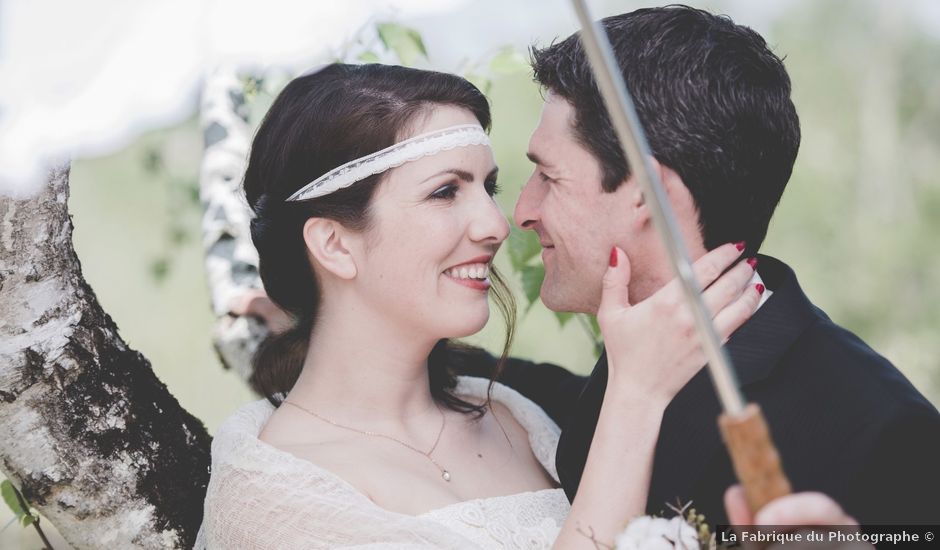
[646,256,820,513]
[556,350,607,501]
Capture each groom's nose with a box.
[513,174,543,231]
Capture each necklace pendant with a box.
[441,470,451,482]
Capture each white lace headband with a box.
[285,123,491,202]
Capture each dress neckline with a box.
[417,487,566,517]
[236,376,563,519]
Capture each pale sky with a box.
[0,0,936,198]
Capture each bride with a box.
[197,63,855,549]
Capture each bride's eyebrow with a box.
[419,168,487,184]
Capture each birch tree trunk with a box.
[0,166,212,549]
[199,67,266,382]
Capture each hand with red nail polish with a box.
[598,242,762,405]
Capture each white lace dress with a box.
[195,377,571,549]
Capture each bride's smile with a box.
[355,105,508,340]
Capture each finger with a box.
[228,288,267,316]
[252,299,294,334]
[658,241,746,306]
[754,492,854,526]
[725,484,754,525]
[713,283,763,342]
[701,258,757,318]
[598,246,632,320]
[692,241,747,289]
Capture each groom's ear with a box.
[629,159,693,229]
[302,218,358,280]
[626,157,663,229]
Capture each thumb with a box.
[724,484,754,525]
[599,246,632,317]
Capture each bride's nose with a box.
[467,194,510,245]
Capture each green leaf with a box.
[357,51,380,63]
[168,225,190,245]
[489,47,529,76]
[507,227,542,270]
[241,76,263,101]
[519,264,544,313]
[585,315,604,356]
[555,311,573,327]
[587,315,601,339]
[377,23,427,66]
[588,316,604,357]
[142,148,164,175]
[149,257,170,282]
[1,480,26,520]
[188,185,200,205]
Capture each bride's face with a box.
[354,106,509,340]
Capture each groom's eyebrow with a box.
[526,152,553,169]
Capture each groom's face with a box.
[514,95,634,314]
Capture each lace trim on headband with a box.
[286,124,490,202]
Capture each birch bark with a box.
[0,166,212,549]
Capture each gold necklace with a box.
[283,399,451,482]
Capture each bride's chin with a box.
[437,310,491,339]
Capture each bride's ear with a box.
[302,218,358,280]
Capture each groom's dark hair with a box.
[531,5,800,254]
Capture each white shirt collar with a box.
[750,269,772,309]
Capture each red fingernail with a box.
[734,241,746,252]
[756,283,765,295]
[609,247,618,267]
[747,258,758,270]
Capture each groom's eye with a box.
[538,171,553,183]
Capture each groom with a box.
[484,6,940,526]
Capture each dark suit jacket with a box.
[474,255,940,526]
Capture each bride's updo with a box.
[243,63,514,412]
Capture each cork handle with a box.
[718,403,792,513]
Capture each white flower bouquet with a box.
[611,505,714,550]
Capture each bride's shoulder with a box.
[214,398,276,441]
[211,399,376,497]
[454,376,561,481]
[257,401,362,462]
[454,376,560,434]
[215,398,355,466]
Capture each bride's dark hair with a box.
[243,63,515,414]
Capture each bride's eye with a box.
[430,183,459,200]
[485,179,501,197]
